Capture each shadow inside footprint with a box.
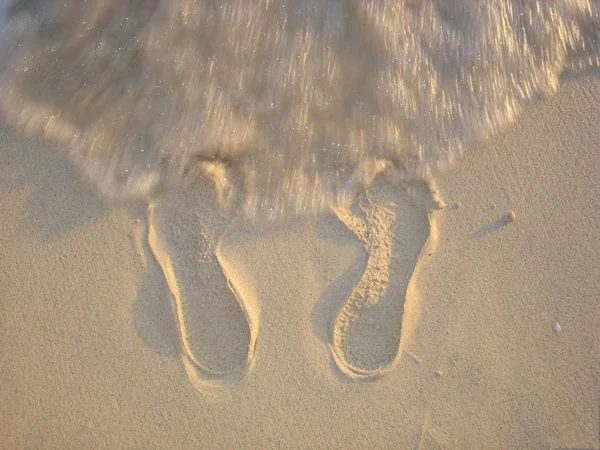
[311,215,366,348]
[319,179,434,380]
[146,180,257,387]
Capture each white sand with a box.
[1,76,599,448]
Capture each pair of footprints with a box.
[146,179,437,385]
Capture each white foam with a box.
[0,1,599,219]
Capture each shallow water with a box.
[0,0,599,218]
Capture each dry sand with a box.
[1,76,599,448]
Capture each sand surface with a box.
[1,77,599,448]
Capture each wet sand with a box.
[0,76,599,448]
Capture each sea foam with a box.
[0,0,599,218]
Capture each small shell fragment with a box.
[505,210,516,223]
[553,322,561,334]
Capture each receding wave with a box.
[0,0,599,218]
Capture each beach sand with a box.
[1,76,599,448]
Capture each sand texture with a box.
[0,77,599,448]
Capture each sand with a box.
[0,76,599,448]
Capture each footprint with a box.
[329,178,437,379]
[146,178,258,387]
